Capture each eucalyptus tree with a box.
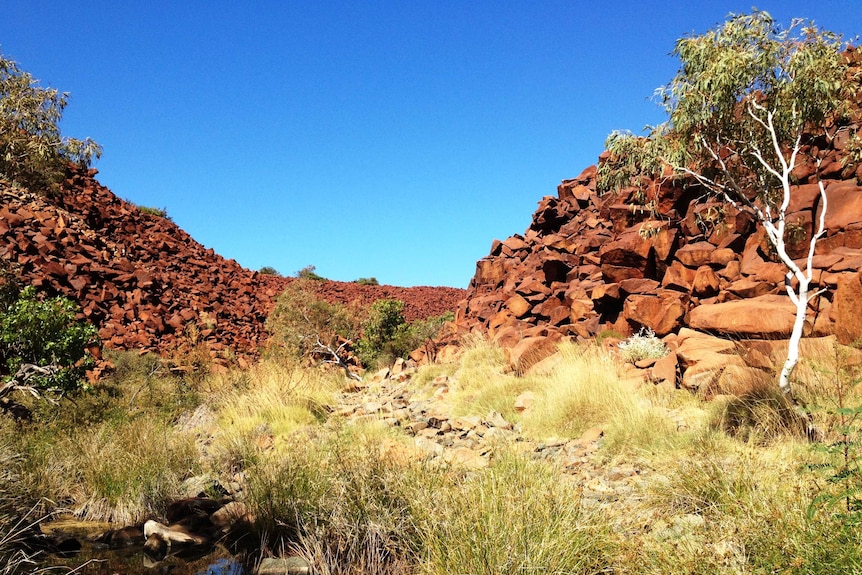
[0,51,101,193]
[598,11,857,397]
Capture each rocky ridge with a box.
[439,51,862,392]
[0,166,465,364]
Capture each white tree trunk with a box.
[677,106,829,398]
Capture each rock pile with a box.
[0,165,465,362]
[447,53,862,390]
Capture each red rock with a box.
[506,333,562,374]
[505,294,531,318]
[568,299,594,323]
[619,278,661,294]
[692,266,721,297]
[676,241,716,268]
[662,260,695,292]
[709,248,737,266]
[726,278,774,298]
[833,270,862,345]
[623,292,688,337]
[688,295,799,338]
[819,181,862,231]
[650,350,678,386]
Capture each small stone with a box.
[451,416,481,431]
[414,436,444,457]
[443,446,488,469]
[406,420,428,434]
[485,410,513,430]
[143,534,168,561]
[257,556,311,575]
[361,401,382,414]
[607,465,637,481]
[210,501,250,529]
[580,427,603,443]
[513,391,535,413]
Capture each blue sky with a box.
[2,2,861,287]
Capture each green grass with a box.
[0,339,861,574]
[410,451,615,575]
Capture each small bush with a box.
[265,279,360,362]
[0,285,99,398]
[357,300,453,368]
[356,299,406,367]
[136,205,171,220]
[355,277,379,286]
[296,265,326,281]
[258,266,279,276]
[617,327,669,363]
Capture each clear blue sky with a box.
[2,2,860,287]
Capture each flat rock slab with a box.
[688,295,798,338]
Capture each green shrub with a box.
[356,299,405,366]
[0,285,98,399]
[296,265,326,281]
[136,205,171,220]
[357,299,453,368]
[265,279,360,361]
[0,51,101,194]
[258,266,279,276]
[355,277,379,286]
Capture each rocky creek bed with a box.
[32,356,703,574]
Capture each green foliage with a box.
[597,130,667,195]
[598,10,853,202]
[0,285,98,396]
[356,299,405,366]
[265,279,360,361]
[135,205,170,220]
[296,264,326,281]
[258,266,279,276]
[0,51,101,194]
[355,277,379,286]
[807,349,862,523]
[356,299,453,368]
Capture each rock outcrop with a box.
[446,50,862,384]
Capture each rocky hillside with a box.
[0,166,465,363]
[444,52,862,389]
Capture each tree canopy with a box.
[598,10,854,201]
[597,11,858,396]
[0,51,101,194]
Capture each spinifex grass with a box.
[410,450,614,575]
[23,418,200,524]
[242,423,417,575]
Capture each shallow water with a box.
[40,518,247,575]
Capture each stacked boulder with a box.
[451,128,862,389]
